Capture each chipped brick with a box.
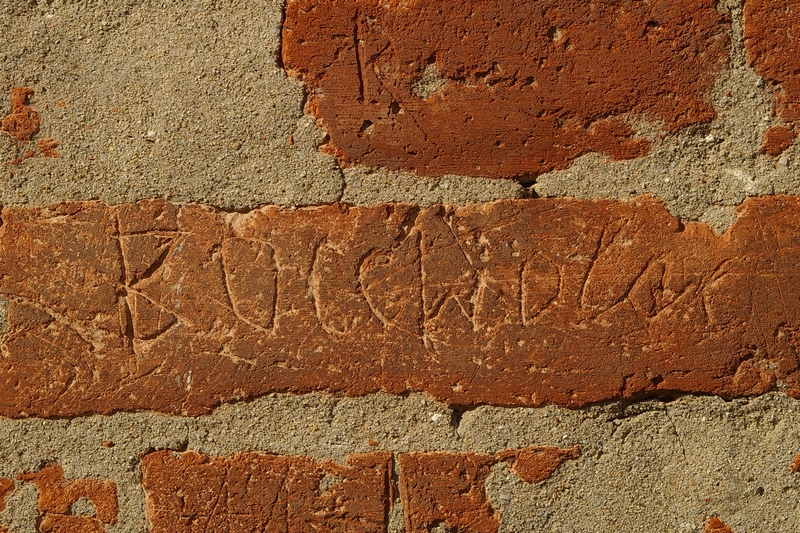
[9,149,36,166]
[705,516,735,533]
[397,447,578,533]
[495,445,580,484]
[5,197,800,415]
[1,87,40,144]
[745,0,800,124]
[283,0,729,178]
[141,450,392,533]
[18,463,118,530]
[0,478,13,512]
[759,126,796,156]
[37,137,60,158]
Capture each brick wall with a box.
[2,0,800,531]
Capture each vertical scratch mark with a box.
[218,244,271,334]
[419,219,433,352]
[354,10,365,103]
[114,208,135,350]
[268,243,279,333]
[578,224,606,309]
[309,237,328,331]
[357,248,391,328]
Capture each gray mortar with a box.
[535,0,799,228]
[1,393,800,532]
[411,64,449,100]
[341,166,526,206]
[0,0,343,209]
[0,0,523,209]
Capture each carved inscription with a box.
[142,451,392,533]
[141,447,577,533]
[1,197,800,416]
[282,0,729,177]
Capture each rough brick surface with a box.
[141,451,392,533]
[1,87,60,166]
[705,517,735,533]
[745,0,800,123]
[398,447,578,533]
[759,126,796,155]
[16,464,117,533]
[141,447,574,533]
[5,197,800,416]
[0,87,39,144]
[0,480,7,533]
[283,0,729,178]
[0,479,12,512]
[744,0,800,154]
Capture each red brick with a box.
[705,516,735,533]
[0,479,10,533]
[1,88,60,166]
[792,453,800,473]
[141,451,392,533]
[759,126,796,156]
[18,463,117,532]
[397,446,578,533]
[0,478,13,512]
[0,87,40,143]
[5,197,800,416]
[282,0,729,178]
[495,445,580,483]
[745,0,800,123]
[37,137,60,159]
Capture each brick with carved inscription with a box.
[282,0,729,178]
[1,197,800,416]
[142,450,392,533]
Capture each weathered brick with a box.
[17,463,117,532]
[141,451,392,533]
[282,0,729,178]
[0,478,12,512]
[705,516,735,533]
[759,126,796,156]
[744,0,800,154]
[0,87,40,143]
[141,448,573,532]
[4,197,800,416]
[397,447,578,533]
[745,0,800,122]
[0,87,60,167]
[0,479,9,533]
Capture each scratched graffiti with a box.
[0,197,799,416]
